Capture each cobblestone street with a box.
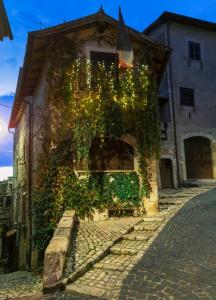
[0,187,215,300]
[64,186,216,299]
[0,271,42,299]
[119,188,216,300]
[64,217,142,278]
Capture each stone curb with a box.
[43,210,76,293]
[65,218,143,287]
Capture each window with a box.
[6,196,11,208]
[90,51,118,88]
[180,87,195,107]
[90,51,118,70]
[89,139,134,171]
[188,41,201,60]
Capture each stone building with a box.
[0,0,13,41]
[8,8,169,270]
[145,12,216,188]
[0,177,14,273]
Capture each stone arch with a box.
[89,138,135,171]
[180,132,216,180]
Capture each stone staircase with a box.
[159,186,213,210]
[65,185,215,298]
[66,217,165,298]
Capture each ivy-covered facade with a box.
[9,8,169,270]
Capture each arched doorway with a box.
[184,136,213,179]
[159,159,173,188]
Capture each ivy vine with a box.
[33,37,160,260]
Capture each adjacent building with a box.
[145,12,216,188]
[0,177,14,273]
[0,0,13,41]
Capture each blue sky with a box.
[0,0,216,178]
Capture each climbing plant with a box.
[33,37,160,259]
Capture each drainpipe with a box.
[165,23,180,185]
[23,98,33,271]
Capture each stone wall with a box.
[0,178,13,272]
[43,210,76,292]
[13,30,162,271]
[13,64,47,270]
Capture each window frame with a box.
[90,51,118,68]
[179,87,195,107]
[188,41,201,61]
[85,45,118,88]
[90,51,119,89]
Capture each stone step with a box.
[134,222,159,232]
[160,194,190,199]
[159,198,187,205]
[159,188,211,199]
[67,283,105,298]
[193,189,212,193]
[181,192,199,196]
[143,216,164,222]
[110,246,138,255]
[67,269,124,297]
[159,204,173,208]
[94,262,125,272]
[110,240,146,255]
[122,232,149,241]
[94,254,132,272]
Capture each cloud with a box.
[0,167,13,181]
[0,93,15,102]
[0,152,13,167]
[0,59,17,68]
[11,9,19,17]
[0,94,14,168]
[5,58,17,67]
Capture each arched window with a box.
[89,139,134,171]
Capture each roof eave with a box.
[144,11,216,35]
[0,0,13,41]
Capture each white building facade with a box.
[145,12,216,187]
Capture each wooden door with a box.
[184,137,213,179]
[159,159,173,188]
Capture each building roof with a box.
[0,0,13,40]
[144,11,216,35]
[9,8,169,128]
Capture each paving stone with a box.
[3,186,215,300]
[64,186,216,300]
[0,271,42,299]
[64,217,142,278]
[119,187,216,300]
